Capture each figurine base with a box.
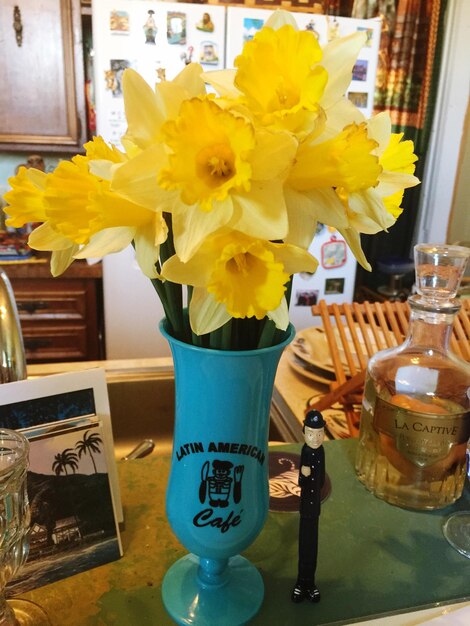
[162,553,264,626]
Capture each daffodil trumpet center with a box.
[197,143,235,188]
[208,240,289,320]
[158,98,255,211]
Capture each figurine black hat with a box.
[303,410,326,429]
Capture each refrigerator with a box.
[92,1,381,357]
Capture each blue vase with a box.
[160,320,295,625]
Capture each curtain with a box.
[343,0,448,293]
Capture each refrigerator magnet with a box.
[110,10,130,35]
[143,10,157,45]
[321,236,347,269]
[167,12,187,45]
[199,42,219,65]
[196,12,215,33]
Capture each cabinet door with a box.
[0,0,86,152]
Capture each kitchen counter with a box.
[20,439,470,626]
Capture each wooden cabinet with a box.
[0,0,87,152]
[2,260,104,363]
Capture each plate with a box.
[292,325,388,375]
[291,327,347,374]
[286,347,335,385]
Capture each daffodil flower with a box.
[3,167,48,226]
[161,231,318,335]
[204,10,366,140]
[4,136,168,278]
[3,166,80,276]
[113,92,297,263]
[285,112,419,268]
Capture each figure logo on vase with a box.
[199,460,244,507]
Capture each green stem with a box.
[257,318,278,349]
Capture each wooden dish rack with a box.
[307,299,470,438]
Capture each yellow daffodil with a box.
[3,137,168,278]
[233,24,327,135]
[162,232,318,335]
[113,92,297,263]
[4,166,80,276]
[3,167,48,226]
[285,112,419,268]
[204,10,366,140]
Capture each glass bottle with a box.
[355,243,470,510]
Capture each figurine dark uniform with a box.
[292,410,326,604]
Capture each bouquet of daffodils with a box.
[3,11,418,350]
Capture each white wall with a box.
[414,0,470,245]
[103,247,170,358]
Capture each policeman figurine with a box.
[292,409,326,604]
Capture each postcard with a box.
[0,369,123,522]
[0,370,124,594]
[7,420,122,595]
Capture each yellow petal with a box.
[367,112,391,155]
[307,188,349,229]
[201,69,241,99]
[171,197,234,262]
[265,9,298,31]
[111,145,168,210]
[380,133,418,174]
[83,135,127,163]
[250,129,297,181]
[74,227,134,259]
[348,189,395,233]
[230,180,288,241]
[28,222,74,251]
[283,187,317,249]
[189,288,232,336]
[172,62,206,97]
[121,69,166,149]
[88,159,118,181]
[134,220,165,278]
[273,242,318,275]
[4,167,48,226]
[376,171,420,197]
[267,297,289,330]
[321,32,367,109]
[322,98,365,139]
[162,251,214,288]
[51,245,80,277]
[338,228,371,271]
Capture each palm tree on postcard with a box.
[52,449,79,476]
[75,430,103,474]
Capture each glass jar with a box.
[355,243,470,510]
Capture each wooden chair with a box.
[307,299,470,437]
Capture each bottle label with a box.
[373,396,470,467]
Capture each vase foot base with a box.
[162,554,264,626]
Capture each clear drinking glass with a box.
[442,441,470,557]
[0,429,50,626]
